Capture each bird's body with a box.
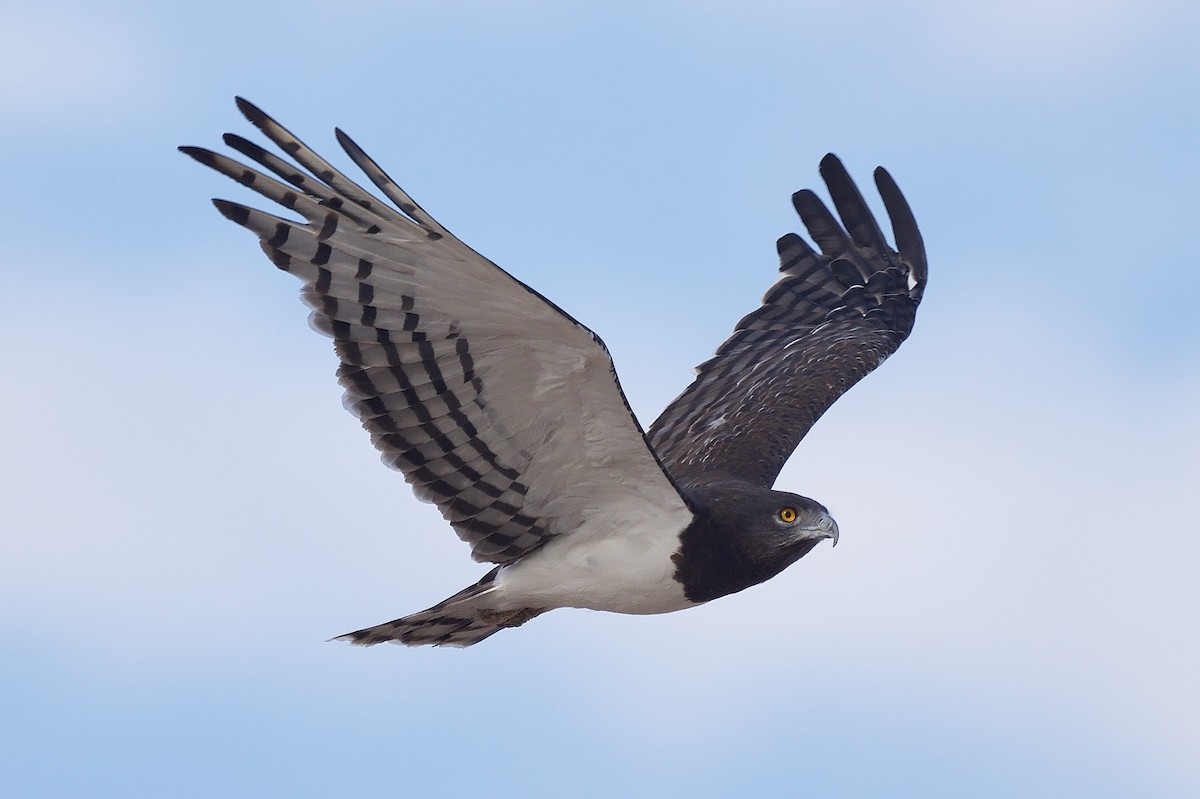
[494,505,694,617]
[183,99,926,647]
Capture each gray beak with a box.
[816,513,840,548]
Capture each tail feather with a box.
[336,609,504,648]
[334,568,544,648]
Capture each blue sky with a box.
[3,1,1198,796]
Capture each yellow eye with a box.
[779,507,797,523]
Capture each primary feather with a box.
[183,98,686,565]
[648,155,926,486]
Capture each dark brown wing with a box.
[647,154,927,487]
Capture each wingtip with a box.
[235,96,268,126]
[818,153,849,184]
[178,144,216,165]
[222,131,267,159]
[775,232,800,254]
[872,164,898,193]
[334,126,360,156]
[789,187,821,215]
[817,152,856,189]
[211,198,250,225]
[873,165,928,278]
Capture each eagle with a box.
[181,99,926,647]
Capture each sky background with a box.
[3,1,1198,796]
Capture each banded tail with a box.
[334,568,546,648]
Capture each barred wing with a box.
[183,98,689,563]
[648,154,927,487]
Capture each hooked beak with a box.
[812,513,840,548]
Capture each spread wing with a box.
[647,154,927,488]
[182,98,690,564]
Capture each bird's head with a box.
[674,480,839,602]
[726,485,839,563]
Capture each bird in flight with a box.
[181,98,926,647]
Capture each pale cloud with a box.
[2,234,1193,796]
[0,247,478,671]
[1,0,1196,794]
[0,8,159,119]
[922,0,1163,77]
[561,292,1199,791]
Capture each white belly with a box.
[492,513,698,615]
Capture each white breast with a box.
[491,502,698,615]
